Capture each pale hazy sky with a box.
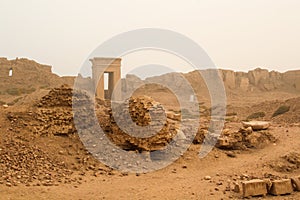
[0,0,300,77]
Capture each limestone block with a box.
[241,121,270,131]
[269,179,293,195]
[242,179,267,198]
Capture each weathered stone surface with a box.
[123,68,300,100]
[99,96,181,151]
[291,176,300,191]
[242,179,267,198]
[241,121,270,130]
[269,179,293,195]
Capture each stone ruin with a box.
[90,57,121,100]
[6,84,278,154]
[7,86,182,153]
[98,96,181,151]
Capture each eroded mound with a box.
[270,152,300,173]
[1,86,113,187]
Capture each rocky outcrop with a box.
[123,68,300,97]
[282,70,300,90]
[221,68,300,92]
[1,57,299,101]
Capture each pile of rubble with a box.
[1,86,115,187]
[8,86,184,152]
[0,130,114,187]
[7,86,277,153]
[7,85,92,137]
[34,85,94,136]
[216,124,276,150]
[99,96,181,151]
[37,85,73,107]
[0,136,71,187]
[6,86,74,136]
[191,120,276,150]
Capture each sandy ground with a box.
[0,85,300,200]
[0,122,299,200]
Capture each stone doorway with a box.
[90,57,121,100]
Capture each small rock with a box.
[233,182,240,193]
[204,176,211,180]
[226,151,236,158]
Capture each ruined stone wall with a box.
[0,57,74,96]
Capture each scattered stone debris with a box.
[269,151,300,173]
[0,86,116,187]
[0,137,71,187]
[2,84,298,200]
[216,125,276,150]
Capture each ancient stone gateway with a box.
[90,57,121,100]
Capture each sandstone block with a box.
[242,121,270,130]
[269,179,293,195]
[242,179,267,198]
